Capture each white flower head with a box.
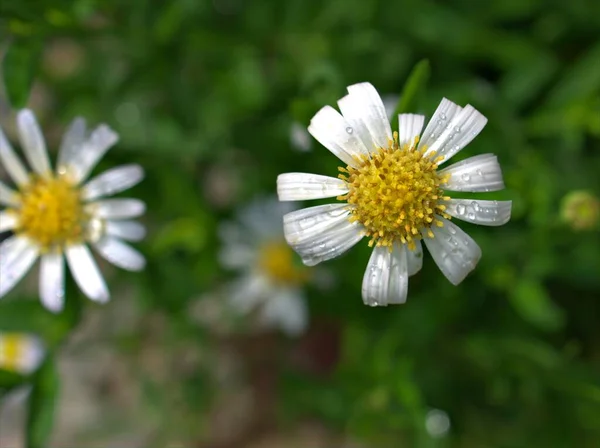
[219,197,310,336]
[277,82,511,306]
[0,332,45,375]
[0,110,146,312]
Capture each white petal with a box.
[93,236,146,271]
[398,114,425,148]
[407,240,423,277]
[283,203,364,266]
[0,240,39,298]
[423,105,487,164]
[308,105,369,167]
[69,124,119,184]
[89,199,146,219]
[228,274,269,313]
[0,127,29,187]
[65,244,109,302]
[0,235,32,271]
[260,289,308,336]
[39,252,65,313]
[418,98,463,151]
[81,164,144,200]
[57,117,87,170]
[439,154,505,192]
[444,199,512,226]
[337,94,373,152]
[17,110,51,176]
[362,242,408,306]
[277,173,348,201]
[104,220,146,242]
[218,243,255,269]
[345,82,393,149]
[0,211,18,232]
[0,181,20,206]
[423,218,482,285]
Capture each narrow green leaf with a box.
[26,356,59,448]
[391,59,431,124]
[2,37,42,108]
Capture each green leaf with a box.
[391,59,431,124]
[0,368,26,388]
[2,37,43,108]
[510,279,565,331]
[26,356,59,448]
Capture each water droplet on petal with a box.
[346,126,354,134]
[461,173,471,182]
[440,113,446,120]
[454,126,461,132]
[467,212,476,220]
[456,204,466,215]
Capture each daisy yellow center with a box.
[13,176,87,250]
[0,334,24,372]
[338,132,450,249]
[258,240,309,286]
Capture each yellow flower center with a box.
[338,132,450,249]
[11,175,88,250]
[0,334,25,372]
[258,240,310,285]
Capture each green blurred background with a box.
[1,0,600,446]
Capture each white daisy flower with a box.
[277,83,511,306]
[219,197,310,336]
[0,332,45,375]
[0,110,146,312]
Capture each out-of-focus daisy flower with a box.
[277,83,511,306]
[219,197,310,336]
[560,190,599,231]
[425,408,451,438]
[0,110,146,312]
[0,332,45,375]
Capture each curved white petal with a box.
[398,114,425,148]
[0,181,20,206]
[407,240,423,276]
[0,127,29,187]
[0,240,39,298]
[93,236,146,271]
[283,203,364,266]
[81,164,144,200]
[104,220,146,242]
[277,172,348,201]
[0,236,32,270]
[88,199,146,220]
[228,274,270,313]
[345,82,393,149]
[65,244,109,303]
[0,211,18,232]
[443,199,512,226]
[17,110,51,176]
[418,98,463,152]
[260,289,308,336]
[423,218,481,286]
[218,243,255,270]
[39,252,65,313]
[57,117,87,170]
[362,242,408,306]
[69,124,119,184]
[337,94,374,152]
[439,154,505,192]
[423,105,487,164]
[308,106,370,167]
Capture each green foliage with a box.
[1,0,600,446]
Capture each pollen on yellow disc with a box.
[338,133,450,249]
[11,175,87,250]
[258,240,310,285]
[0,334,25,372]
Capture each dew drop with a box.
[448,226,457,234]
[454,126,461,132]
[346,126,354,134]
[476,169,484,177]
[440,113,446,120]
[456,204,466,215]
[467,212,475,220]
[461,173,471,182]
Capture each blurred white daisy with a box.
[0,110,146,312]
[219,197,310,336]
[277,83,511,306]
[0,332,45,375]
